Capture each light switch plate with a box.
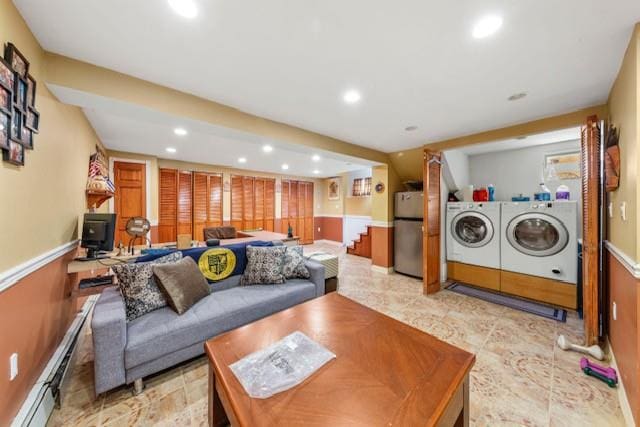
[613,302,617,321]
[608,202,613,218]
[620,202,627,221]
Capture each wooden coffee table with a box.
[204,293,475,426]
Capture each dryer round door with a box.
[506,213,569,257]
[451,212,494,248]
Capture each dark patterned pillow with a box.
[112,252,183,321]
[282,246,310,280]
[241,246,287,285]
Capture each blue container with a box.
[488,185,495,202]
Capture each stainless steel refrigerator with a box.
[394,192,424,278]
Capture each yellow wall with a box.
[0,0,103,272]
[108,151,322,222]
[607,24,640,261]
[317,176,344,216]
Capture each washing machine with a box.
[446,202,501,269]
[501,201,578,284]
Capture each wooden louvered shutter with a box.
[231,175,243,231]
[254,178,265,230]
[177,171,193,237]
[298,182,306,243]
[281,180,289,234]
[581,115,602,345]
[192,172,208,240]
[289,181,298,237]
[304,182,314,244]
[208,174,223,228]
[264,179,275,231]
[242,176,254,230]
[423,150,441,295]
[158,168,178,243]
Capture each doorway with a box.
[423,116,603,345]
[113,161,147,246]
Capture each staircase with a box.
[347,225,372,258]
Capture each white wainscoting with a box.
[343,215,372,245]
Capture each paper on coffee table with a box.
[229,331,336,399]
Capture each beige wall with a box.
[607,24,640,261]
[107,151,322,222]
[317,176,344,216]
[0,0,103,272]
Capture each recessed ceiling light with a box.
[282,164,289,170]
[312,170,320,175]
[405,125,418,132]
[312,154,321,162]
[472,15,503,39]
[343,89,361,104]
[238,157,247,163]
[166,147,177,153]
[262,145,273,153]
[174,127,188,136]
[508,92,527,101]
[168,0,197,18]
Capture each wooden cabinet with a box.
[282,180,314,244]
[158,168,222,242]
[230,175,276,232]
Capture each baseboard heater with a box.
[12,295,98,427]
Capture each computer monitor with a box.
[80,213,116,260]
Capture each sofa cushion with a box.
[112,252,183,322]
[153,257,211,314]
[124,280,317,369]
[282,246,311,280]
[241,246,286,285]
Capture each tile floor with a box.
[47,242,626,426]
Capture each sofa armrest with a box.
[305,260,326,297]
[91,287,127,394]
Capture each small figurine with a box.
[287,223,293,238]
[580,357,618,388]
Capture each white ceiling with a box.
[48,85,376,178]
[452,126,581,156]
[15,0,640,152]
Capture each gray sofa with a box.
[91,260,325,395]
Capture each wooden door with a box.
[290,181,299,237]
[177,171,193,237]
[113,161,146,246]
[297,182,306,242]
[231,175,244,231]
[581,115,602,345]
[423,150,441,295]
[193,172,223,240]
[158,168,177,243]
[264,179,276,231]
[281,180,290,234]
[242,176,254,230]
[304,182,314,244]
[254,178,265,231]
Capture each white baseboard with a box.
[371,265,394,274]
[608,339,636,427]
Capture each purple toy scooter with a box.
[580,357,618,388]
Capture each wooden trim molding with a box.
[371,220,394,228]
[0,240,79,292]
[605,241,640,279]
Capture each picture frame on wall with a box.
[0,110,10,150]
[14,76,27,110]
[11,108,23,144]
[4,43,29,78]
[25,107,39,133]
[328,177,341,201]
[0,84,12,114]
[3,139,24,166]
[0,57,14,90]
[21,124,32,149]
[26,74,36,107]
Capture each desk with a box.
[67,230,299,274]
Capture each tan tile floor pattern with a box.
[47,242,626,426]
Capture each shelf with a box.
[86,190,114,209]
